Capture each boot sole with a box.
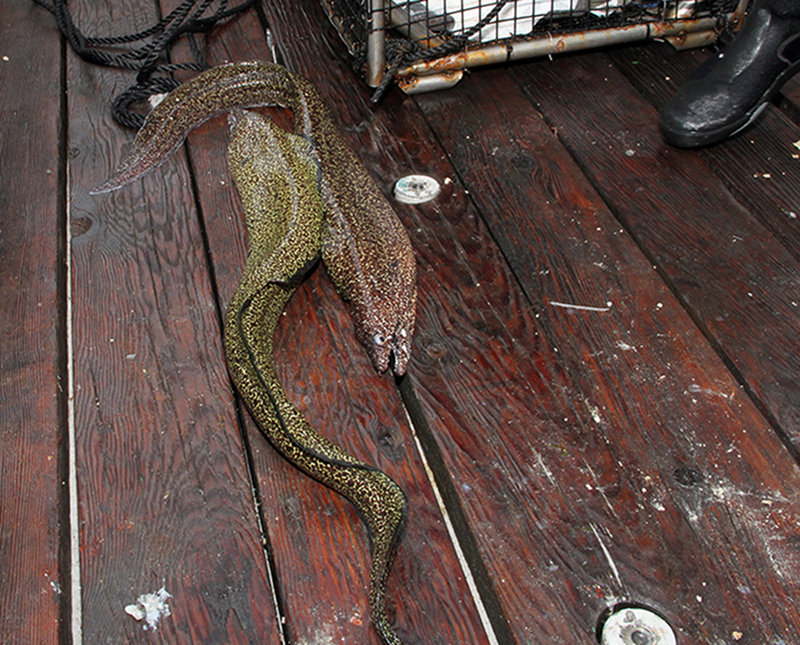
[661,57,800,149]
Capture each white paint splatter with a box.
[687,383,733,399]
[549,300,612,312]
[590,523,622,589]
[148,93,169,109]
[585,401,603,425]
[297,624,336,645]
[44,572,62,595]
[125,586,173,631]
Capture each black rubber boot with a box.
[659,0,800,148]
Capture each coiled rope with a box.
[33,0,255,128]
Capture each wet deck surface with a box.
[3,0,800,643]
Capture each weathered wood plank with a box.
[0,3,65,643]
[516,48,800,454]
[411,62,800,641]
[66,0,280,641]
[170,4,492,643]
[611,43,800,264]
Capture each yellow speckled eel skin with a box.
[223,109,407,645]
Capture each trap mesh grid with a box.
[320,0,747,91]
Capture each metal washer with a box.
[394,174,441,204]
[600,606,677,645]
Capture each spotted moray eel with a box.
[92,61,416,376]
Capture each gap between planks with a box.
[65,156,83,645]
[397,375,520,644]
[402,402,501,645]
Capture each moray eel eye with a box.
[373,333,387,346]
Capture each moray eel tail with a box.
[231,288,408,645]
[90,61,296,194]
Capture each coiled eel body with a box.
[92,61,416,375]
[223,110,407,645]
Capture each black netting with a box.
[320,0,371,54]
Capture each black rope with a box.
[33,0,255,128]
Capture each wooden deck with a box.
[3,0,800,642]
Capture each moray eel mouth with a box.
[366,322,413,376]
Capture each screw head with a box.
[600,606,676,645]
[393,174,441,204]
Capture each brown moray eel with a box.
[92,61,416,376]
[224,109,407,645]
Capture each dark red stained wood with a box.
[610,43,800,264]
[512,49,800,453]
[411,64,800,641]
[165,6,492,643]
[0,3,64,643]
[65,1,279,642]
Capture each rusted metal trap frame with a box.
[322,0,750,94]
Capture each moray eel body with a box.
[92,61,416,375]
[224,110,407,645]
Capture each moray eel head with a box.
[353,277,415,377]
[364,322,402,376]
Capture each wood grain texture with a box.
[254,8,800,640]
[411,62,800,642]
[168,5,492,643]
[777,66,800,125]
[0,3,65,643]
[66,0,279,642]
[513,49,800,454]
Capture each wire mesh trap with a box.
[320,0,750,96]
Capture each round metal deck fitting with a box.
[393,174,440,204]
[600,607,676,645]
